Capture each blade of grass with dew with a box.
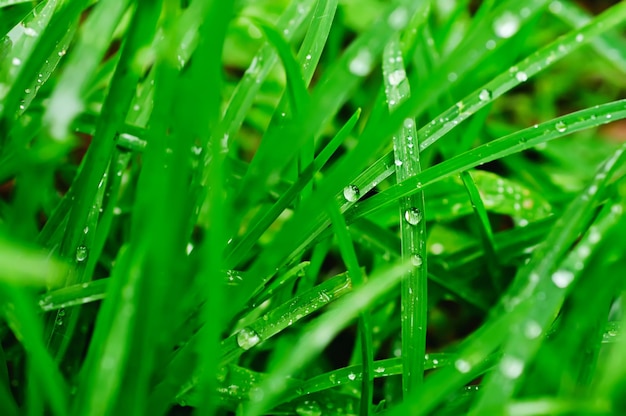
[383,32,427,397]
[349,99,626,221]
[150,270,349,410]
[184,2,235,414]
[235,3,626,306]
[233,0,428,221]
[41,0,163,362]
[468,144,626,414]
[243,259,413,416]
[331,0,626,204]
[328,202,374,415]
[460,171,501,290]
[38,278,109,312]
[384,143,626,416]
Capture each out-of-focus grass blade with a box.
[244,260,413,416]
[551,0,626,74]
[43,0,132,140]
[328,202,373,415]
[350,99,626,221]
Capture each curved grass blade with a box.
[235,3,626,314]
[349,99,626,221]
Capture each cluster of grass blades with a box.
[1,0,626,414]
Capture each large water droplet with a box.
[387,69,406,86]
[551,270,574,288]
[296,400,322,416]
[493,11,520,39]
[343,185,360,202]
[515,71,528,82]
[411,253,423,267]
[404,207,423,225]
[455,359,471,373]
[76,246,88,262]
[236,327,261,350]
[500,355,524,379]
[479,89,492,101]
[555,121,567,132]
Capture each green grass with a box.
[1,0,626,415]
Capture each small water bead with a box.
[493,11,520,39]
[455,359,471,373]
[347,372,357,381]
[555,121,567,132]
[515,71,528,82]
[485,39,496,50]
[394,159,403,167]
[478,89,492,101]
[12,57,21,66]
[296,401,322,416]
[23,27,38,37]
[374,367,385,374]
[500,356,524,379]
[404,207,423,225]
[76,246,88,262]
[236,327,261,351]
[576,33,584,42]
[343,184,360,202]
[551,269,574,288]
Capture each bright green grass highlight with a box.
[2,0,626,415]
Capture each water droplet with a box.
[555,121,567,132]
[486,39,496,50]
[387,69,406,86]
[479,89,492,101]
[296,400,322,416]
[23,27,38,37]
[349,49,373,76]
[524,320,542,339]
[343,185,360,202]
[455,359,471,373]
[500,355,524,379]
[12,57,21,66]
[515,71,528,82]
[394,159,403,167]
[347,372,356,381]
[76,246,88,262]
[388,7,408,30]
[551,270,574,288]
[576,33,584,42]
[404,207,423,225]
[411,253,423,267]
[430,243,444,255]
[493,11,520,39]
[236,327,261,350]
